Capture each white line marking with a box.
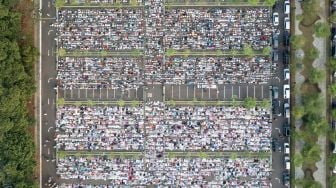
[114,89,115,98]
[208,88,210,99]
[262,86,264,98]
[47,98,49,105]
[254,86,256,98]
[223,86,225,99]
[179,85,181,99]
[187,86,189,98]
[238,86,241,99]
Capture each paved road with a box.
[40,0,58,187]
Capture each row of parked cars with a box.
[272,1,291,187]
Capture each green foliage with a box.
[329,83,336,97]
[247,0,259,6]
[307,47,320,60]
[230,152,237,160]
[302,93,323,114]
[243,44,254,58]
[264,0,276,6]
[330,176,336,188]
[131,100,140,107]
[231,95,239,107]
[117,100,125,107]
[295,178,323,188]
[243,97,256,109]
[55,0,66,8]
[301,143,321,164]
[330,12,336,23]
[262,46,271,56]
[58,48,66,56]
[314,22,331,38]
[296,14,303,21]
[301,0,320,26]
[290,35,306,49]
[216,49,223,56]
[292,105,305,120]
[0,4,37,186]
[293,153,303,167]
[57,98,65,106]
[328,154,336,168]
[87,100,94,107]
[260,99,270,109]
[308,68,324,83]
[166,49,176,57]
[329,58,336,71]
[183,49,191,57]
[192,98,198,106]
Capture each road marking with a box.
[100,88,102,99]
[51,47,54,56]
[78,89,80,98]
[187,86,189,98]
[246,85,249,97]
[48,78,52,83]
[71,89,73,98]
[262,86,264,98]
[47,98,49,105]
[179,85,181,99]
[47,50,50,56]
[202,88,204,99]
[208,88,210,99]
[47,148,50,155]
[107,89,109,99]
[93,89,95,98]
[113,89,116,98]
[128,89,131,98]
[223,86,225,99]
[135,88,137,99]
[194,85,196,98]
[217,88,219,99]
[86,88,88,98]
[238,86,241,99]
[63,89,66,98]
[231,86,233,98]
[254,86,256,98]
[172,85,173,99]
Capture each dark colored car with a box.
[282,171,290,187]
[284,31,290,46]
[283,122,290,137]
[272,99,281,116]
[283,50,289,65]
[272,138,281,152]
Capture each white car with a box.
[284,155,290,170]
[284,0,290,15]
[284,16,290,30]
[273,12,279,26]
[284,69,290,80]
[284,142,290,154]
[284,103,290,119]
[284,84,290,99]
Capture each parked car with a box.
[283,50,289,65]
[284,30,290,46]
[273,34,279,49]
[284,103,290,119]
[270,86,279,99]
[284,142,290,154]
[282,171,290,187]
[284,16,290,31]
[284,84,290,99]
[284,0,290,15]
[283,122,290,137]
[272,99,281,116]
[284,155,290,170]
[273,50,279,62]
[272,138,281,152]
[284,69,290,80]
[273,12,279,26]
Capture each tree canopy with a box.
[290,35,306,49]
[0,2,37,187]
[314,22,331,38]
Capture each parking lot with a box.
[39,0,292,187]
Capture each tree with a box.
[166,48,176,57]
[329,58,336,71]
[307,119,329,136]
[167,100,176,107]
[329,83,336,97]
[302,93,323,114]
[87,99,94,106]
[290,35,306,49]
[260,99,270,109]
[301,143,321,164]
[216,49,223,56]
[302,0,320,26]
[231,95,239,107]
[264,0,276,6]
[330,12,336,23]
[295,178,323,188]
[292,105,305,120]
[314,22,331,38]
[58,48,66,56]
[243,44,254,58]
[243,97,256,109]
[307,47,320,60]
[308,68,324,83]
[117,99,125,107]
[55,0,66,8]
[262,46,271,56]
[131,100,140,107]
[247,0,259,6]
[330,176,336,188]
[293,153,304,167]
[56,98,65,106]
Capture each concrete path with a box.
[294,0,305,181]
[311,0,327,185]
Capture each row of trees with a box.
[0,1,37,187]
